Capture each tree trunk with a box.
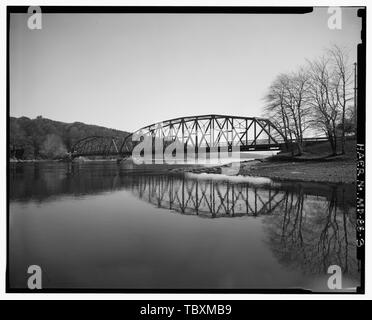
[328,131,337,156]
[341,104,346,154]
[297,142,303,156]
[332,121,338,155]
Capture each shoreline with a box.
[238,158,355,185]
[10,156,356,185]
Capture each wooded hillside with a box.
[9,116,130,160]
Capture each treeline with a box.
[10,116,129,160]
[264,45,356,155]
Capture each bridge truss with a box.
[71,136,124,157]
[120,114,286,154]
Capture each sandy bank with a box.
[238,158,356,184]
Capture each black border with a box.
[6,6,366,294]
[355,7,366,295]
[0,300,368,317]
[8,6,313,14]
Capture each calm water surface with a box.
[9,161,360,291]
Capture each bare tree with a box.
[264,74,292,146]
[328,45,353,154]
[307,46,353,155]
[307,56,340,155]
[264,70,311,155]
[284,69,312,154]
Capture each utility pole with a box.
[354,62,357,126]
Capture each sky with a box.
[10,7,362,132]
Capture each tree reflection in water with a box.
[262,184,357,278]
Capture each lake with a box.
[8,161,360,292]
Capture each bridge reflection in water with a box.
[125,172,357,278]
[129,174,284,218]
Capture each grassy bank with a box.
[238,140,356,184]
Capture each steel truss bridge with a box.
[70,114,327,159]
